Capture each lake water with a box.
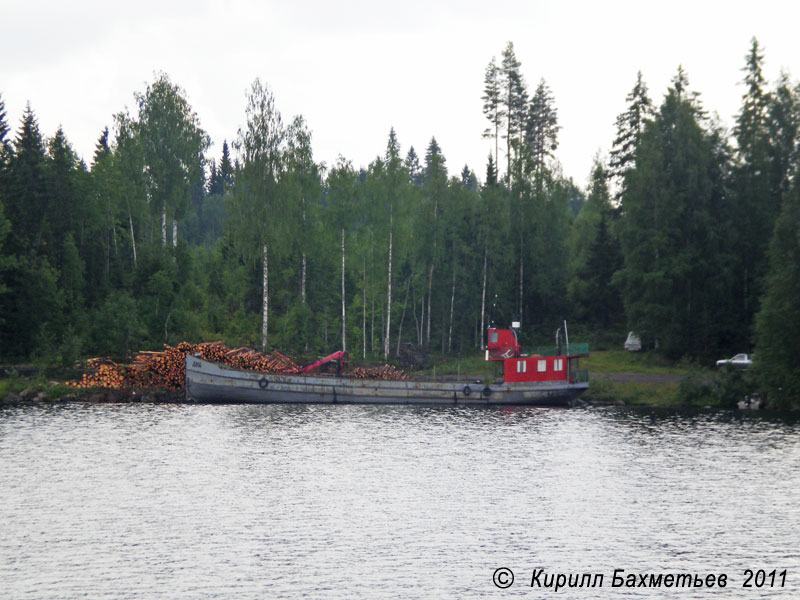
[1,403,798,599]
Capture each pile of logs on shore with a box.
[66,342,410,389]
[68,357,128,390]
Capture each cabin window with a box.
[517,360,527,373]
[538,359,547,372]
[489,332,498,344]
[554,358,563,371]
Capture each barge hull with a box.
[185,357,587,407]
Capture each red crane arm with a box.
[289,351,349,375]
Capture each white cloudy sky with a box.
[2,0,799,187]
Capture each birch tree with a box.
[229,79,286,351]
[284,115,321,307]
[134,73,208,247]
[383,128,404,359]
[326,157,361,354]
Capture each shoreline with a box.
[1,387,185,406]
[0,350,785,410]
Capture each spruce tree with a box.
[766,72,799,201]
[405,146,422,185]
[218,140,233,187]
[0,93,9,158]
[609,71,653,200]
[0,93,9,240]
[754,177,800,408]
[484,153,497,186]
[526,79,560,173]
[619,68,728,358]
[93,127,110,166]
[46,128,82,269]
[731,38,773,329]
[461,164,477,191]
[568,160,622,326]
[207,158,219,195]
[7,104,47,254]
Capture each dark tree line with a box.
[1,38,798,406]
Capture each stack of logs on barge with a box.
[67,342,410,391]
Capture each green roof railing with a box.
[528,342,589,357]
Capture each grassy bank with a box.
[582,350,686,376]
[581,351,762,408]
[581,351,681,406]
[581,376,681,406]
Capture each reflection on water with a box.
[1,404,798,598]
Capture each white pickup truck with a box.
[715,353,753,368]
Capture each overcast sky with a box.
[2,0,799,187]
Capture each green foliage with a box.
[90,291,144,358]
[0,40,798,417]
[618,68,734,360]
[754,178,800,409]
[568,160,622,327]
[609,71,654,198]
[0,254,63,359]
[500,41,528,180]
[730,38,778,342]
[675,368,755,408]
[526,79,560,171]
[134,73,209,241]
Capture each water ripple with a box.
[1,404,798,598]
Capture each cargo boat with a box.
[185,321,589,407]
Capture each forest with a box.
[0,39,798,405]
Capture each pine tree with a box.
[481,56,505,170]
[500,42,528,182]
[609,71,653,200]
